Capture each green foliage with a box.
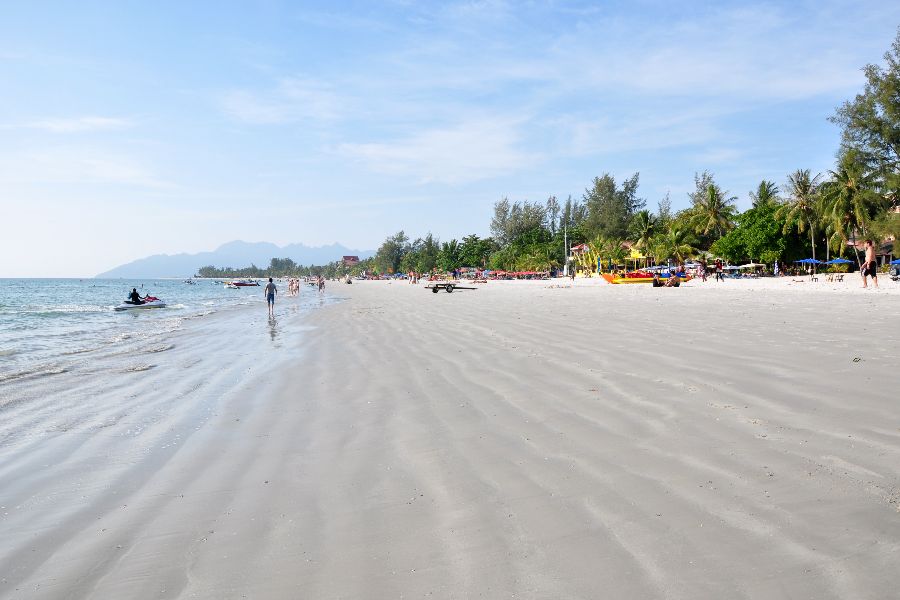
[820,150,885,251]
[438,239,461,271]
[831,27,900,202]
[490,198,548,247]
[750,180,781,208]
[655,193,673,231]
[688,173,737,242]
[711,202,797,264]
[778,169,823,260]
[583,172,644,240]
[457,234,494,267]
[869,210,900,241]
[627,209,657,252]
[650,225,698,264]
[373,230,410,274]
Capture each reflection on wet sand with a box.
[268,316,278,343]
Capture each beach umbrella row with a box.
[794,258,856,265]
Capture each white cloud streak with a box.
[337,118,539,184]
[25,116,132,133]
[0,147,172,189]
[222,77,343,124]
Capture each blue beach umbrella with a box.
[891,259,900,265]
[824,258,853,264]
[794,258,823,279]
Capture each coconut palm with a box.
[652,225,698,264]
[778,169,822,262]
[819,152,884,267]
[627,210,657,253]
[691,183,737,239]
[750,180,781,208]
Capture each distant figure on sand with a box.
[861,240,879,288]
[264,277,277,315]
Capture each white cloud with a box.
[550,4,873,102]
[337,118,539,184]
[222,77,343,124]
[25,116,132,133]
[0,147,172,189]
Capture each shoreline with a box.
[1,280,899,598]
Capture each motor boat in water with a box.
[229,279,260,287]
[114,298,167,311]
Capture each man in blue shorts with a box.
[264,277,277,316]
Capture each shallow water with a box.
[0,278,325,382]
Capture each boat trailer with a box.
[424,282,477,293]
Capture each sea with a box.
[0,278,319,383]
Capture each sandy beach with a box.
[2,278,899,599]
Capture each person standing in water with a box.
[861,240,879,288]
[264,277,277,316]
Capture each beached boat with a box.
[600,271,691,284]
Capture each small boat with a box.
[229,279,259,287]
[114,299,167,311]
[600,271,692,285]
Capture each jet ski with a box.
[114,296,166,311]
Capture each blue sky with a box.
[2,1,899,277]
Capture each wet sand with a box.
[1,280,899,598]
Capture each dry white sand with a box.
[2,278,899,599]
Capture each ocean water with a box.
[0,278,308,382]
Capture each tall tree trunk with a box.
[808,219,816,273]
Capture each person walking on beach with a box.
[264,277,277,316]
[861,240,879,288]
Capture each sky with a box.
[2,1,899,277]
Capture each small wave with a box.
[25,304,108,315]
[185,310,214,320]
[144,344,174,353]
[0,365,67,383]
[62,346,97,356]
[124,364,155,372]
[0,348,16,357]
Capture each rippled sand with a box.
[1,280,898,599]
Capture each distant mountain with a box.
[96,240,374,278]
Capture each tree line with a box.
[202,30,900,278]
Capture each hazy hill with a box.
[96,240,373,278]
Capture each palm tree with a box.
[778,169,822,262]
[691,183,737,239]
[819,152,884,268]
[627,210,657,253]
[652,225,698,265]
[750,180,781,208]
